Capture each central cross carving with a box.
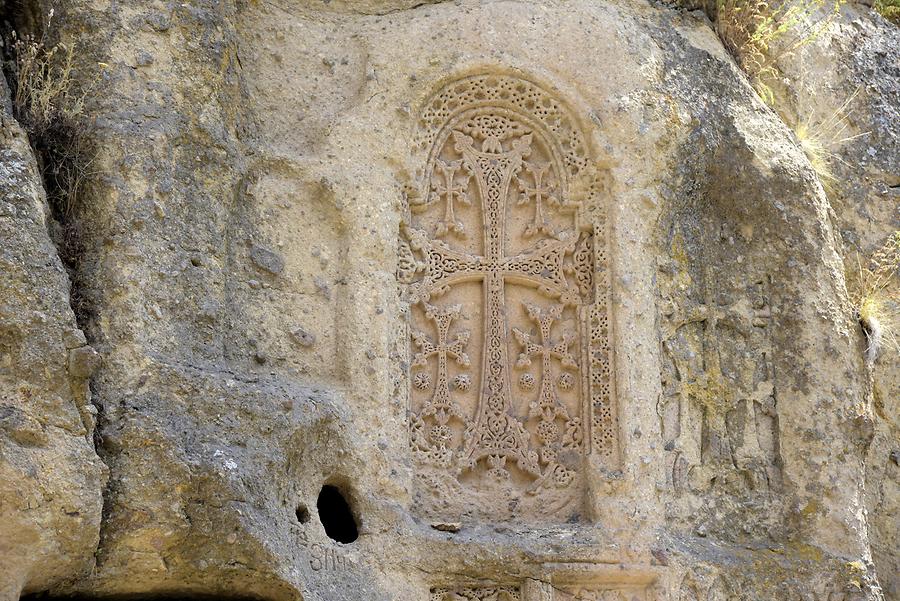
[403,73,614,520]
[407,130,582,480]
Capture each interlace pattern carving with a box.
[403,74,617,521]
[431,587,521,601]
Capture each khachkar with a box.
[400,73,617,521]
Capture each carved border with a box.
[590,217,618,466]
[432,564,660,601]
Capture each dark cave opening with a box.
[316,484,358,544]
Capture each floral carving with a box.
[454,374,471,391]
[519,373,536,390]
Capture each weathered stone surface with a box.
[772,8,899,598]
[67,345,101,379]
[1,0,896,600]
[0,74,106,599]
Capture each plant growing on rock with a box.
[715,0,843,103]
[848,232,900,364]
[873,0,900,23]
[9,27,84,134]
[792,87,868,187]
[3,12,100,254]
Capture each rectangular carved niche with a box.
[400,73,617,522]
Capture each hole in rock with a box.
[295,503,310,524]
[316,484,358,543]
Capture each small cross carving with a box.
[412,303,470,423]
[514,304,577,370]
[430,159,471,237]
[513,303,577,424]
[518,161,559,237]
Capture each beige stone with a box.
[0,74,106,600]
[0,0,896,600]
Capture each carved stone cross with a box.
[407,129,584,480]
[518,161,558,237]
[411,303,470,425]
[431,159,471,237]
[513,303,577,424]
[403,74,614,520]
[458,130,578,479]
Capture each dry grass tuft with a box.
[10,32,85,135]
[792,88,868,187]
[848,232,900,364]
[715,0,843,104]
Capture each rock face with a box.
[0,75,106,598]
[0,1,896,600]
[772,9,900,597]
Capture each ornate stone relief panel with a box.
[551,587,653,601]
[400,73,617,522]
[432,570,659,601]
[431,587,521,601]
[523,566,660,601]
